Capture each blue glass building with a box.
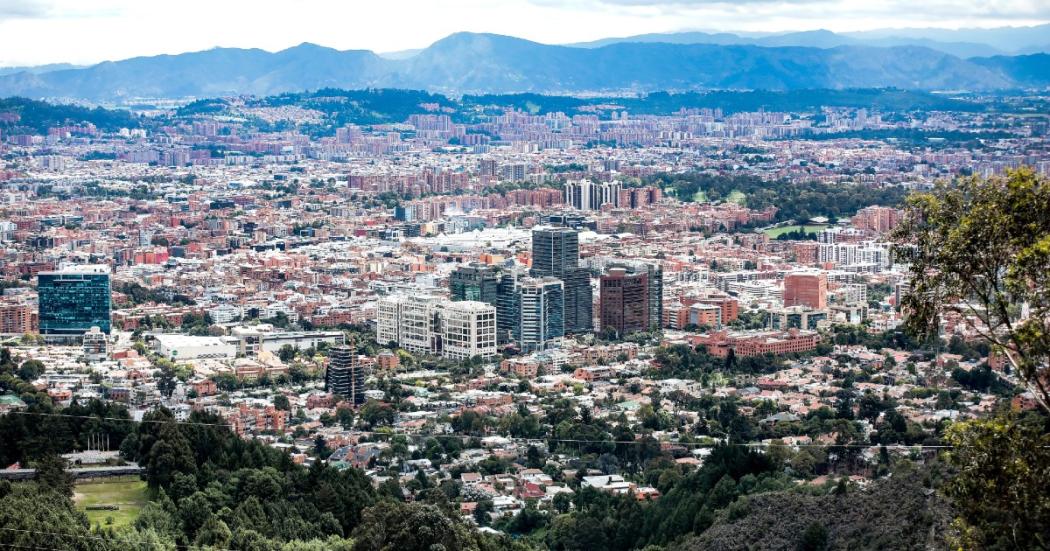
[38,267,112,335]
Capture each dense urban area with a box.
[0,86,1047,550]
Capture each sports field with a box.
[74,477,149,529]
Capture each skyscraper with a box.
[518,277,564,352]
[599,268,649,337]
[325,345,365,406]
[531,227,579,277]
[561,268,594,334]
[449,263,499,306]
[497,268,525,344]
[38,265,111,336]
[531,227,592,334]
[608,261,663,332]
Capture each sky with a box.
[0,0,1047,66]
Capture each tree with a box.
[352,501,485,551]
[893,168,1050,410]
[35,454,74,497]
[16,359,45,381]
[797,522,828,551]
[944,415,1050,550]
[274,395,291,411]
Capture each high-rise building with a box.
[562,268,594,334]
[518,277,564,352]
[497,269,526,344]
[784,272,828,309]
[564,180,622,211]
[440,301,497,360]
[599,268,649,337]
[607,261,663,331]
[532,227,591,334]
[325,346,366,406]
[531,227,579,277]
[38,265,111,335]
[450,263,499,306]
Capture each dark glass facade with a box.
[450,264,500,306]
[325,346,366,405]
[38,271,111,335]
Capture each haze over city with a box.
[0,1,1047,550]
[1,0,1048,66]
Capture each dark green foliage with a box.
[0,96,138,133]
[0,482,96,550]
[684,471,951,550]
[649,172,908,223]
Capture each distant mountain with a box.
[0,32,1042,101]
[972,54,1050,88]
[570,28,1011,58]
[0,63,82,77]
[846,24,1050,54]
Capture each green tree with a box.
[944,415,1050,550]
[893,168,1050,410]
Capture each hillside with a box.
[0,33,1044,101]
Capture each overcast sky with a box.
[0,0,1047,66]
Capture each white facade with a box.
[377,294,497,360]
[440,301,497,360]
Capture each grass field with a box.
[763,224,828,237]
[74,478,149,529]
[726,190,747,205]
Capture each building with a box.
[440,301,498,360]
[154,334,238,360]
[769,307,829,330]
[599,268,649,337]
[377,294,498,360]
[562,268,594,334]
[326,345,366,406]
[497,269,525,344]
[609,261,663,331]
[518,277,564,352]
[783,271,828,309]
[564,180,622,211]
[0,303,35,334]
[377,294,443,355]
[38,265,112,335]
[82,326,108,362]
[531,227,591,334]
[531,227,579,277]
[449,263,499,306]
[851,206,903,233]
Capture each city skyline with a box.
[0,0,1048,66]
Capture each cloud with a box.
[0,0,53,19]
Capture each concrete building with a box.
[326,345,366,406]
[440,301,498,360]
[599,267,649,337]
[783,271,828,309]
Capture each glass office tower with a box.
[38,266,112,335]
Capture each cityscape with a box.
[0,2,1048,550]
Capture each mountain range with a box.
[0,30,1047,102]
[569,25,1050,58]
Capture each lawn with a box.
[762,224,827,237]
[725,190,747,205]
[74,477,149,529]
